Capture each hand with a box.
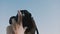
[12,10,27,34]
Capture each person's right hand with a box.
[12,10,27,34]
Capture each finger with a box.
[19,10,23,26]
[20,22,23,27]
[18,10,21,24]
[12,19,17,31]
[19,10,22,22]
[12,18,17,24]
[12,23,19,31]
[12,24,16,32]
[18,10,20,22]
[18,10,22,25]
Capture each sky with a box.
[0,0,60,34]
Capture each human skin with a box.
[12,10,27,34]
[7,11,26,34]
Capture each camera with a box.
[9,10,39,34]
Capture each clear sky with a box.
[0,0,60,34]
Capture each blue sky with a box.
[0,0,60,34]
